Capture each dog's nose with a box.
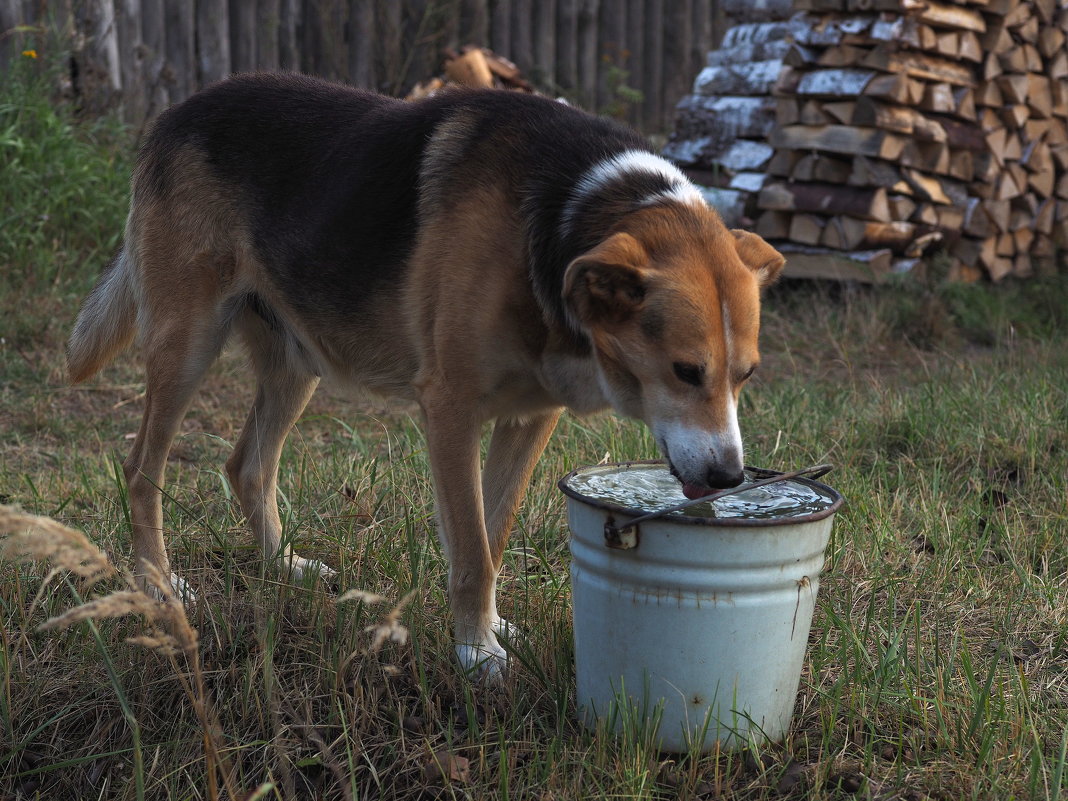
[706,466,744,489]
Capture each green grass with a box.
[2,58,1068,799]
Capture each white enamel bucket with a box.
[559,461,843,752]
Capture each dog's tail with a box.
[67,246,138,384]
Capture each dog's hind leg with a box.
[124,259,229,600]
[225,311,329,584]
[481,411,562,638]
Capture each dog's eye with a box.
[672,362,704,387]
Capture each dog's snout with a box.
[706,466,744,490]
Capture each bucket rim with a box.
[558,460,844,527]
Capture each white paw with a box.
[283,555,338,586]
[491,616,522,641]
[143,572,197,604]
[456,637,508,683]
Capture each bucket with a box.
[559,461,843,752]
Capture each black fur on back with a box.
[138,74,674,339]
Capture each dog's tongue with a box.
[682,482,717,501]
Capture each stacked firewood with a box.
[747,0,1068,281]
[965,0,1067,279]
[663,1,793,226]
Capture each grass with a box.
[2,57,1068,800]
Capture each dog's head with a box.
[563,206,784,497]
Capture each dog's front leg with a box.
[482,411,562,638]
[420,390,505,680]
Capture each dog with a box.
[67,73,784,680]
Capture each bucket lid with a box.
[558,460,844,528]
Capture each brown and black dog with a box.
[68,73,784,679]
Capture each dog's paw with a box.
[143,572,197,605]
[283,555,338,586]
[490,616,522,641]
[456,638,509,684]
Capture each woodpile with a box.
[406,46,534,100]
[667,0,1068,282]
[663,0,794,226]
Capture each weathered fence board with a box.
[0,0,723,134]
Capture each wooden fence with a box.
[1,0,726,133]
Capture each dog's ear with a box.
[563,232,650,326]
[730,229,785,289]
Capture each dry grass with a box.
[3,277,1067,800]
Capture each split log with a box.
[800,99,835,125]
[717,140,776,172]
[788,13,876,46]
[982,199,1011,232]
[758,181,892,221]
[789,214,827,245]
[948,150,975,182]
[935,31,960,60]
[1028,169,1055,197]
[996,232,1015,256]
[861,44,976,86]
[854,96,947,139]
[771,124,907,160]
[866,16,923,48]
[962,197,995,237]
[901,140,951,175]
[694,60,784,96]
[996,73,1029,105]
[794,68,876,97]
[938,118,987,151]
[849,155,912,193]
[976,79,1003,108]
[784,43,821,67]
[1001,104,1030,130]
[820,218,926,252]
[866,72,925,104]
[887,194,917,220]
[1026,74,1053,118]
[912,203,939,225]
[1035,198,1055,234]
[921,82,956,114]
[444,48,495,87]
[720,21,795,49]
[729,172,767,193]
[959,32,982,63]
[916,1,986,32]
[792,152,853,182]
[936,205,965,229]
[767,152,803,179]
[903,169,952,204]
[672,96,777,141]
[778,244,894,282]
[776,98,800,126]
[1021,140,1053,175]
[709,39,793,67]
[755,211,792,239]
[816,45,868,68]
[1039,26,1066,59]
[822,101,857,124]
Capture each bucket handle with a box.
[603,463,834,550]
